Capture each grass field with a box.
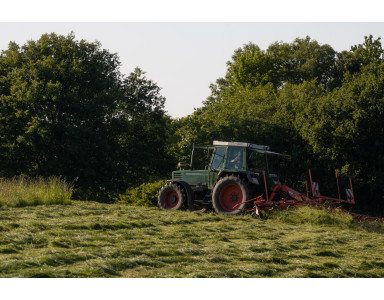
[1,201,384,278]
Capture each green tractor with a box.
[158,141,283,215]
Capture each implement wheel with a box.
[212,175,249,215]
[158,183,186,210]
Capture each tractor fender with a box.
[217,170,249,182]
[169,180,193,211]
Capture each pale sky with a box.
[1,4,384,118]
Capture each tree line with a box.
[0,33,383,213]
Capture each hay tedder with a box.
[237,169,355,218]
[158,140,360,219]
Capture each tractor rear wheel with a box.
[158,182,186,210]
[212,175,249,215]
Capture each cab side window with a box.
[246,149,266,171]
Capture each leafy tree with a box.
[267,36,336,88]
[351,35,383,66]
[226,43,276,89]
[0,33,168,200]
[330,35,384,89]
[210,36,337,99]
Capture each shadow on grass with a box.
[314,250,343,258]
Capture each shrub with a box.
[0,176,73,207]
[119,180,167,207]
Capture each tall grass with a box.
[0,176,73,207]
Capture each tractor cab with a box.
[208,141,282,186]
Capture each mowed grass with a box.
[1,202,384,278]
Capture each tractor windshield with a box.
[211,147,226,169]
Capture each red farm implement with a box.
[235,169,358,219]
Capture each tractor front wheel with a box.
[158,182,186,210]
[212,175,249,215]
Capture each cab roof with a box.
[212,140,284,156]
[213,140,269,151]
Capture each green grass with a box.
[264,206,355,227]
[1,203,384,278]
[0,176,73,207]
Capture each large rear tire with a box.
[158,182,186,210]
[212,175,249,215]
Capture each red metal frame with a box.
[262,171,269,202]
[233,169,357,215]
[308,169,355,205]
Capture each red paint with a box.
[219,184,243,211]
[263,171,269,202]
[164,191,179,208]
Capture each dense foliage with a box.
[0,33,171,200]
[170,35,384,213]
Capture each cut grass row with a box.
[1,202,384,278]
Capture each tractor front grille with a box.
[172,172,183,180]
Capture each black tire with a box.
[212,175,249,215]
[158,182,186,210]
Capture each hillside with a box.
[1,201,384,278]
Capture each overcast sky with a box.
[1,3,384,118]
